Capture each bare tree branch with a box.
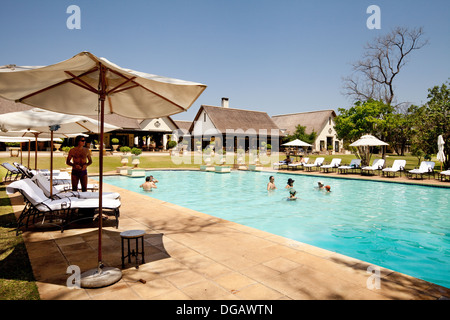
[343,27,428,105]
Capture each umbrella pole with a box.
[34,133,38,170]
[50,131,53,198]
[98,74,105,267]
[80,64,121,288]
[28,140,31,168]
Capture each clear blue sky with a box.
[0,0,448,121]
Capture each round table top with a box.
[120,230,146,239]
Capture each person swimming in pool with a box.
[140,176,157,191]
[149,175,159,184]
[285,178,295,189]
[285,178,297,200]
[316,181,325,190]
[267,176,277,191]
[288,188,297,200]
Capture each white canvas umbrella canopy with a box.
[0,108,119,133]
[0,51,206,287]
[281,139,312,147]
[349,134,389,166]
[437,135,445,170]
[349,134,389,147]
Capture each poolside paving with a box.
[6,169,450,300]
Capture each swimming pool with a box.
[103,170,450,289]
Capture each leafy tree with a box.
[334,100,393,165]
[386,103,418,156]
[283,124,317,146]
[414,81,450,168]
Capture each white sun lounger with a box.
[32,173,120,200]
[273,161,288,170]
[320,158,341,173]
[303,157,324,171]
[338,159,361,174]
[2,162,22,181]
[439,169,450,181]
[361,159,385,175]
[382,160,406,177]
[287,157,309,170]
[6,179,120,233]
[408,161,435,179]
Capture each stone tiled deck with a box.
[7,170,450,300]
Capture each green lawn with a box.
[0,183,39,300]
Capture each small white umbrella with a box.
[437,135,445,171]
[349,134,389,147]
[349,134,389,166]
[281,139,312,147]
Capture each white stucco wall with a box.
[192,110,221,137]
[140,117,177,132]
[314,117,343,152]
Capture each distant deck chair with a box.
[382,160,406,177]
[6,179,120,234]
[361,159,385,175]
[303,157,325,171]
[13,162,34,179]
[2,162,22,181]
[287,157,309,170]
[338,159,361,174]
[408,161,435,179]
[273,161,287,170]
[438,169,450,182]
[320,158,341,173]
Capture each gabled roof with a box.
[272,110,336,135]
[190,105,280,135]
[174,120,192,133]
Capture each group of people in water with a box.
[267,175,331,200]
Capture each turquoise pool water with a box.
[102,170,450,288]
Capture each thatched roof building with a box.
[272,110,336,136]
[190,104,280,137]
[272,110,343,152]
[189,99,280,150]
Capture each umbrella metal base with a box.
[80,266,122,288]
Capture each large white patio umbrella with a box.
[0,51,206,287]
[437,135,445,171]
[349,134,389,166]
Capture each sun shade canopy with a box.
[0,51,207,119]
